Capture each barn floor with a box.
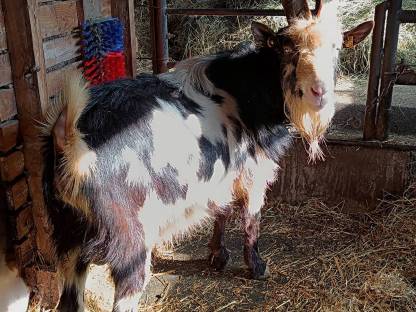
[84,185,416,312]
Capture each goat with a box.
[42,1,373,311]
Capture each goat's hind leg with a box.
[111,249,151,312]
[57,250,89,312]
[208,211,231,271]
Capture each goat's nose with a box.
[311,85,325,98]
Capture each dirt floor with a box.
[84,184,416,312]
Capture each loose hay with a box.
[85,186,416,312]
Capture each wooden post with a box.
[111,0,137,77]
[1,0,55,267]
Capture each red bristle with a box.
[102,52,126,82]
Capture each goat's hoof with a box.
[209,247,231,271]
[251,260,270,280]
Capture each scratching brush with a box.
[80,17,126,85]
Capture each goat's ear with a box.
[251,21,276,49]
[343,21,374,48]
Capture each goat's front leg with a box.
[208,211,231,271]
[243,212,269,280]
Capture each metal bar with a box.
[399,10,416,23]
[166,8,286,16]
[363,1,388,140]
[149,0,169,74]
[375,0,402,140]
[167,8,323,17]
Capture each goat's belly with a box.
[139,193,210,247]
[139,172,237,247]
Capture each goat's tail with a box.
[42,72,93,216]
[42,73,89,138]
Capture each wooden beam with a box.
[111,0,137,77]
[1,0,55,269]
[0,1,7,50]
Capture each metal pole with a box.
[167,8,286,16]
[166,7,326,17]
[363,2,388,140]
[149,0,168,74]
[375,0,402,140]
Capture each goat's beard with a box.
[284,94,335,162]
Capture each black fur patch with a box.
[211,94,224,104]
[206,47,287,135]
[57,284,80,312]
[227,115,243,143]
[256,125,290,162]
[198,136,230,181]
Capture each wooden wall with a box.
[0,0,34,279]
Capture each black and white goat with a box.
[42,1,373,311]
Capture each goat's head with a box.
[252,0,373,161]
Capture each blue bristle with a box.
[81,21,102,60]
[98,19,124,53]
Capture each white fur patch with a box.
[121,147,151,187]
[150,99,201,184]
[0,255,30,312]
[114,293,141,312]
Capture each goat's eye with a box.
[283,46,293,54]
[267,38,276,48]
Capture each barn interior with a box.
[0,0,415,311]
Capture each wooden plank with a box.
[271,140,411,211]
[0,2,7,50]
[45,61,80,98]
[111,0,137,77]
[0,88,17,122]
[2,0,55,268]
[0,150,24,182]
[0,53,13,86]
[37,0,79,39]
[0,119,19,152]
[82,0,110,19]
[43,34,79,69]
[6,178,29,210]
